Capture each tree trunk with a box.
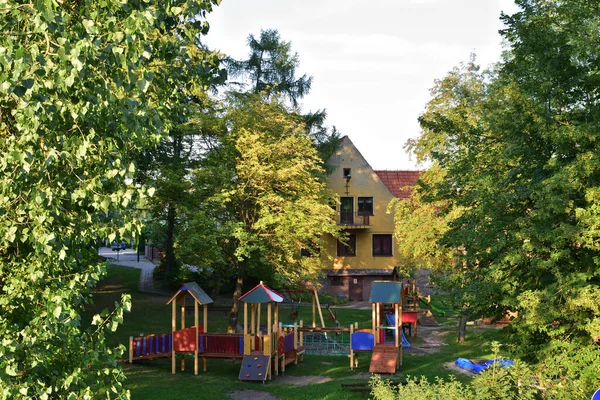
[228,264,245,333]
[164,202,177,278]
[457,305,469,343]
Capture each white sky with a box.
[204,0,520,170]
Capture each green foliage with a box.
[287,291,348,306]
[136,90,224,284]
[227,29,312,107]
[389,164,459,271]
[0,0,220,397]
[370,375,472,400]
[185,94,340,283]
[407,0,600,393]
[226,29,340,163]
[178,94,341,329]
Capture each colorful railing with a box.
[129,333,172,363]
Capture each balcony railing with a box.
[338,211,371,227]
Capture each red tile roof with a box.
[374,170,421,199]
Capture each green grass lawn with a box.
[86,265,510,399]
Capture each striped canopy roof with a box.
[369,281,402,304]
[167,282,214,305]
[238,282,283,304]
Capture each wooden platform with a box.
[369,344,399,374]
[125,352,171,363]
[200,352,244,359]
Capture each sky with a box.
[204,0,520,170]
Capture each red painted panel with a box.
[402,312,419,323]
[173,327,197,352]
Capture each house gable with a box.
[322,136,422,301]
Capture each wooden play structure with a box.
[127,281,217,369]
[128,282,244,375]
[347,281,407,374]
[370,281,404,374]
[127,281,307,380]
[403,277,442,328]
[167,282,247,375]
[238,282,306,381]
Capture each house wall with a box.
[322,136,400,273]
[322,275,396,302]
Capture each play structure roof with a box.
[238,282,283,304]
[167,282,214,305]
[369,281,403,303]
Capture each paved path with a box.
[98,247,165,294]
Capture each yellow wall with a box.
[323,137,399,271]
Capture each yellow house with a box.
[322,136,421,301]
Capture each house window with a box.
[358,197,374,215]
[337,234,356,256]
[300,240,321,257]
[343,168,351,178]
[331,276,344,286]
[300,248,312,257]
[301,242,320,257]
[372,234,393,256]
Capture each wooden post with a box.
[251,304,256,335]
[274,303,279,334]
[171,298,176,374]
[299,320,304,347]
[128,336,133,364]
[293,322,298,350]
[194,300,199,375]
[274,320,279,376]
[243,302,250,355]
[181,296,185,372]
[371,303,376,347]
[203,302,208,371]
[399,297,403,368]
[412,279,417,310]
[349,324,354,370]
[256,303,261,334]
[313,288,326,329]
[376,302,381,344]
[312,293,316,328]
[267,302,272,351]
[394,303,399,349]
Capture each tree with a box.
[389,165,457,272]
[182,94,340,331]
[410,1,600,393]
[227,29,339,160]
[404,58,500,342]
[0,0,221,397]
[227,29,312,107]
[135,89,224,284]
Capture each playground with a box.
[88,265,510,399]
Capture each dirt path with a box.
[403,325,451,355]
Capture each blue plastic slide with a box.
[382,314,411,348]
[401,332,411,348]
[454,358,514,374]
